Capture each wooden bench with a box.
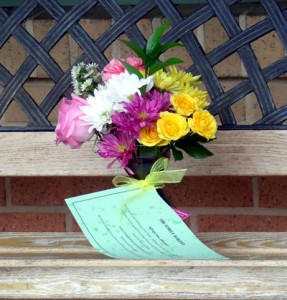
[0,232,287,299]
[1,0,287,299]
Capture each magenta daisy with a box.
[145,89,171,112]
[97,132,137,168]
[112,91,171,137]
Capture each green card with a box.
[66,186,226,260]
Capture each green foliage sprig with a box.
[120,20,183,77]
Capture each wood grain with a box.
[1,130,287,176]
[1,232,287,260]
[0,233,287,299]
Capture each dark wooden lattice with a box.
[1,0,287,131]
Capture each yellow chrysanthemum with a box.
[188,110,217,140]
[153,65,201,93]
[182,85,209,109]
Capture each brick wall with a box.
[0,14,287,232]
[1,176,287,232]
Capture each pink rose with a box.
[102,59,125,82]
[102,57,144,81]
[125,57,144,69]
[55,94,94,149]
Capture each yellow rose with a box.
[170,92,198,116]
[157,112,189,141]
[188,110,217,140]
[138,124,169,147]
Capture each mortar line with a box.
[252,176,259,208]
[4,177,12,208]
[195,25,205,51]
[68,34,79,66]
[239,14,248,77]
[24,19,37,77]
[190,211,198,232]
[177,206,287,216]
[0,205,70,214]
[111,19,121,58]
[65,212,74,232]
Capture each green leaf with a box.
[156,42,184,56]
[191,133,209,144]
[139,84,147,96]
[138,145,159,157]
[176,140,213,159]
[146,57,160,70]
[119,39,146,63]
[172,146,184,161]
[120,60,143,79]
[146,20,170,56]
[149,57,183,74]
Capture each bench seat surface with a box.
[0,232,287,299]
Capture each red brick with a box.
[0,178,5,206]
[258,177,287,208]
[197,215,287,232]
[0,213,65,232]
[164,176,253,207]
[73,218,82,232]
[11,177,114,206]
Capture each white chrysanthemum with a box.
[80,87,115,133]
[79,71,154,132]
[106,71,154,103]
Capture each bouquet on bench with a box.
[55,21,217,220]
[55,21,225,260]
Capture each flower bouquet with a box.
[55,21,217,219]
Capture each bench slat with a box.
[1,232,287,260]
[1,130,287,176]
[0,233,287,299]
[0,264,286,299]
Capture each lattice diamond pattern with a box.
[0,0,287,130]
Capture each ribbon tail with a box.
[172,207,191,220]
[118,187,152,222]
[148,169,187,186]
[112,175,138,187]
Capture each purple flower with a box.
[145,89,171,111]
[112,91,171,137]
[97,132,137,168]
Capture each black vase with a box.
[125,151,175,207]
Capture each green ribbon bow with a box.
[112,157,187,190]
[113,158,187,220]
